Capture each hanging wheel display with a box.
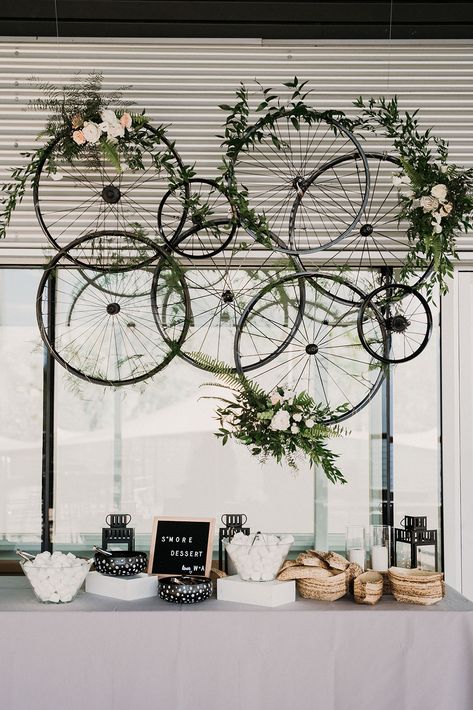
[229,111,369,255]
[157,178,238,259]
[234,272,388,424]
[37,233,190,386]
[33,124,186,252]
[151,241,301,372]
[308,153,433,304]
[357,283,433,365]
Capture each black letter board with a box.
[148,517,215,577]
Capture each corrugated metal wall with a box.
[0,38,472,263]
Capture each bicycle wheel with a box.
[229,110,369,255]
[158,178,238,259]
[235,272,387,423]
[37,233,190,386]
[152,241,301,372]
[33,124,186,254]
[357,283,433,365]
[304,153,432,302]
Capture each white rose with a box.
[440,164,448,174]
[290,424,300,434]
[431,184,448,202]
[101,109,120,126]
[432,223,442,234]
[292,413,302,422]
[440,202,453,217]
[399,187,414,199]
[432,211,442,224]
[269,410,291,431]
[419,195,439,213]
[107,123,125,139]
[270,391,283,406]
[392,175,403,186]
[82,121,102,144]
[400,175,411,185]
[305,418,315,428]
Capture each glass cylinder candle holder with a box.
[346,526,366,570]
[368,525,391,571]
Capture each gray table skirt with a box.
[1,576,473,710]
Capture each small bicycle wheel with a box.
[158,178,237,259]
[37,233,190,387]
[357,283,433,365]
[235,272,387,424]
[229,110,369,255]
[33,124,187,253]
[151,240,301,372]
[305,153,432,303]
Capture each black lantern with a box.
[394,515,438,571]
[218,514,250,572]
[102,513,135,552]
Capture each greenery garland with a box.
[0,72,193,240]
[355,96,473,295]
[196,354,347,483]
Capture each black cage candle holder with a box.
[394,516,438,571]
[102,513,135,552]
[218,514,250,573]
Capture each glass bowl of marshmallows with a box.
[225,532,294,582]
[18,550,92,603]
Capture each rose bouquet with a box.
[198,357,347,482]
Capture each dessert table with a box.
[1,576,472,710]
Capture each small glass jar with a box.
[345,526,366,570]
[368,525,390,571]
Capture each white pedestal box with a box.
[85,572,158,601]
[217,575,296,607]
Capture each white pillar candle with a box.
[371,545,389,572]
[348,548,365,569]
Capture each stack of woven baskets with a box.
[277,550,363,601]
[388,567,445,605]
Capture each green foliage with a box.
[355,95,473,297]
[193,353,347,484]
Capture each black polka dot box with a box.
[158,575,213,604]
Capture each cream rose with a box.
[101,109,120,126]
[431,184,448,202]
[107,123,125,139]
[440,164,448,174]
[82,121,102,144]
[270,391,283,406]
[292,413,302,422]
[305,418,315,428]
[440,202,453,217]
[420,195,439,213]
[392,175,403,187]
[120,112,132,130]
[72,130,86,145]
[269,410,291,431]
[432,223,442,234]
[290,424,300,434]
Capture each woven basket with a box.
[353,571,384,605]
[296,570,347,601]
[388,567,445,606]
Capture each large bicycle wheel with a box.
[152,241,301,372]
[33,124,186,254]
[303,153,432,300]
[235,272,387,423]
[229,110,369,255]
[158,178,238,259]
[357,283,433,365]
[37,233,190,387]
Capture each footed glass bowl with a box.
[21,559,92,603]
[225,533,293,582]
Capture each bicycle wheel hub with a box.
[222,290,234,303]
[359,223,373,237]
[102,185,121,204]
[292,176,306,196]
[385,314,409,333]
[106,302,121,315]
[305,343,319,355]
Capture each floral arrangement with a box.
[0,72,190,239]
[355,96,473,295]
[197,356,346,483]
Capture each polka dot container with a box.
[94,550,148,577]
[158,576,213,604]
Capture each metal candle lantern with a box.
[102,513,135,551]
[218,514,250,573]
[394,515,438,571]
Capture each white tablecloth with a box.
[1,576,473,710]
